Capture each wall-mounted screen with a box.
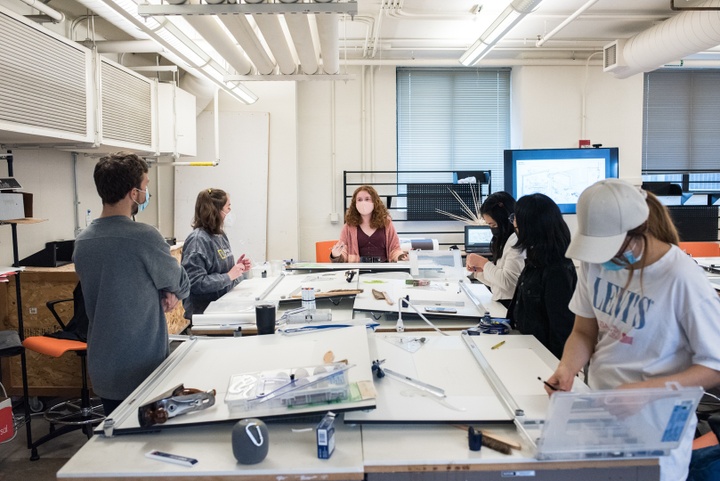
[504,147,619,214]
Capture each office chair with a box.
[316,240,337,262]
[21,283,105,460]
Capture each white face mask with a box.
[223,211,235,227]
[356,200,374,216]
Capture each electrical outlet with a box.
[28,307,37,315]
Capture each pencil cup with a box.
[255,302,276,335]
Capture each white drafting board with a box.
[344,333,512,424]
[465,335,589,422]
[287,262,412,273]
[103,326,376,434]
[352,275,507,319]
[196,271,363,326]
[174,111,269,264]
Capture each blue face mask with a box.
[134,187,150,212]
[601,247,642,271]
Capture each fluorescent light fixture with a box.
[78,0,258,104]
[460,0,544,66]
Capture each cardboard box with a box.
[0,193,24,220]
[21,192,33,218]
[316,411,336,459]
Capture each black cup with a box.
[255,303,276,335]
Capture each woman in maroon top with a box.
[330,185,408,263]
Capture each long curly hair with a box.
[345,185,390,229]
[191,188,228,235]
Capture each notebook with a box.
[464,225,493,255]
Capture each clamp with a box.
[138,384,216,427]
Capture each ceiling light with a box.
[460,0,544,66]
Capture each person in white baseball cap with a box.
[565,178,650,265]
[547,178,720,481]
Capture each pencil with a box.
[538,376,559,391]
[491,340,505,350]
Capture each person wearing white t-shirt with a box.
[547,178,720,481]
[466,191,526,308]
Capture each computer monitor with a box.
[464,225,493,254]
[504,147,619,214]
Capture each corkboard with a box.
[1,245,188,396]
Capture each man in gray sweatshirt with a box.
[74,152,190,416]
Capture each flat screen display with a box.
[504,147,619,214]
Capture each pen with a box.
[538,376,559,391]
[491,340,505,350]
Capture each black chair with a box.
[21,283,104,460]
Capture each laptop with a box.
[464,225,493,255]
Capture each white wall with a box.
[1,64,646,267]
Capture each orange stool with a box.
[316,240,338,262]
[21,336,104,460]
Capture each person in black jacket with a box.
[508,193,576,359]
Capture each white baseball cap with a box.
[565,179,649,264]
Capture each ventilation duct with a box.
[0,5,93,145]
[604,0,720,79]
[98,57,155,152]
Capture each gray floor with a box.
[0,400,91,481]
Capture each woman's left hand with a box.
[237,254,252,270]
[397,253,409,262]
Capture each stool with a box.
[21,336,105,460]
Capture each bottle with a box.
[301,287,316,311]
[85,209,92,227]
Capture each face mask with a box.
[356,201,374,216]
[134,187,150,212]
[223,211,235,227]
[601,245,643,271]
[490,227,500,237]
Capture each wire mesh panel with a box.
[667,206,719,241]
[406,183,479,221]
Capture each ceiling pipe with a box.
[316,13,340,74]
[536,0,600,47]
[183,15,253,75]
[253,14,297,75]
[611,0,720,78]
[218,14,275,75]
[16,0,64,23]
[284,13,318,74]
[95,39,164,53]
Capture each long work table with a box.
[56,331,660,480]
[56,263,668,480]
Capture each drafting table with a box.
[58,329,657,481]
[286,261,412,273]
[353,274,507,319]
[344,332,513,424]
[58,421,365,481]
[100,326,376,435]
[192,270,362,331]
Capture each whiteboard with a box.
[174,111,270,264]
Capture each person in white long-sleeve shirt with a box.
[466,191,526,308]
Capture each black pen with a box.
[538,376,559,391]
